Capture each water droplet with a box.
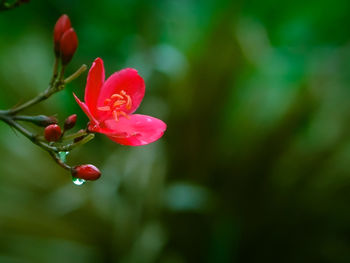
[72,176,86,186]
[58,151,70,162]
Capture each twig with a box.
[64,64,87,84]
[0,63,91,174]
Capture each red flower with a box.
[73,58,166,146]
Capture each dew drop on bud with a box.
[71,164,101,181]
[72,176,86,186]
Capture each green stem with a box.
[59,66,65,81]
[13,114,57,127]
[6,87,51,115]
[51,57,59,84]
[49,152,71,171]
[3,80,64,115]
[59,133,95,151]
[0,114,53,151]
[0,112,79,171]
[64,64,87,84]
[14,115,40,122]
[61,130,87,141]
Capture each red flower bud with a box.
[71,164,101,181]
[44,124,62,142]
[64,114,77,130]
[53,14,71,56]
[60,28,78,65]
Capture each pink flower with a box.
[73,58,166,146]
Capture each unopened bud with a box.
[53,14,71,56]
[60,28,78,65]
[64,114,77,130]
[31,115,58,127]
[71,164,101,181]
[74,129,86,143]
[44,124,62,142]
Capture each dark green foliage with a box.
[0,0,350,262]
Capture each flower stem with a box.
[49,152,71,171]
[4,81,63,115]
[66,133,94,149]
[61,130,87,141]
[59,66,65,81]
[13,114,57,127]
[0,111,90,171]
[51,57,59,84]
[57,133,95,152]
[64,64,87,84]
[1,115,51,150]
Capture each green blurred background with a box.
[1,0,350,262]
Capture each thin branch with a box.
[2,116,54,152]
[64,64,87,84]
[5,84,58,115]
[49,152,71,171]
[50,57,59,84]
[61,130,87,141]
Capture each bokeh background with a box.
[1,0,350,262]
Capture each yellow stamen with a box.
[113,100,126,107]
[111,94,123,100]
[113,110,119,121]
[119,111,130,119]
[98,106,111,111]
[100,90,133,120]
[125,95,132,110]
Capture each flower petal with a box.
[84,58,105,117]
[102,114,166,146]
[73,93,98,125]
[97,68,145,115]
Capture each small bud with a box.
[31,115,58,127]
[64,114,77,130]
[44,124,62,142]
[74,129,86,143]
[71,164,101,181]
[53,14,71,56]
[60,28,78,65]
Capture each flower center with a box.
[97,90,132,121]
